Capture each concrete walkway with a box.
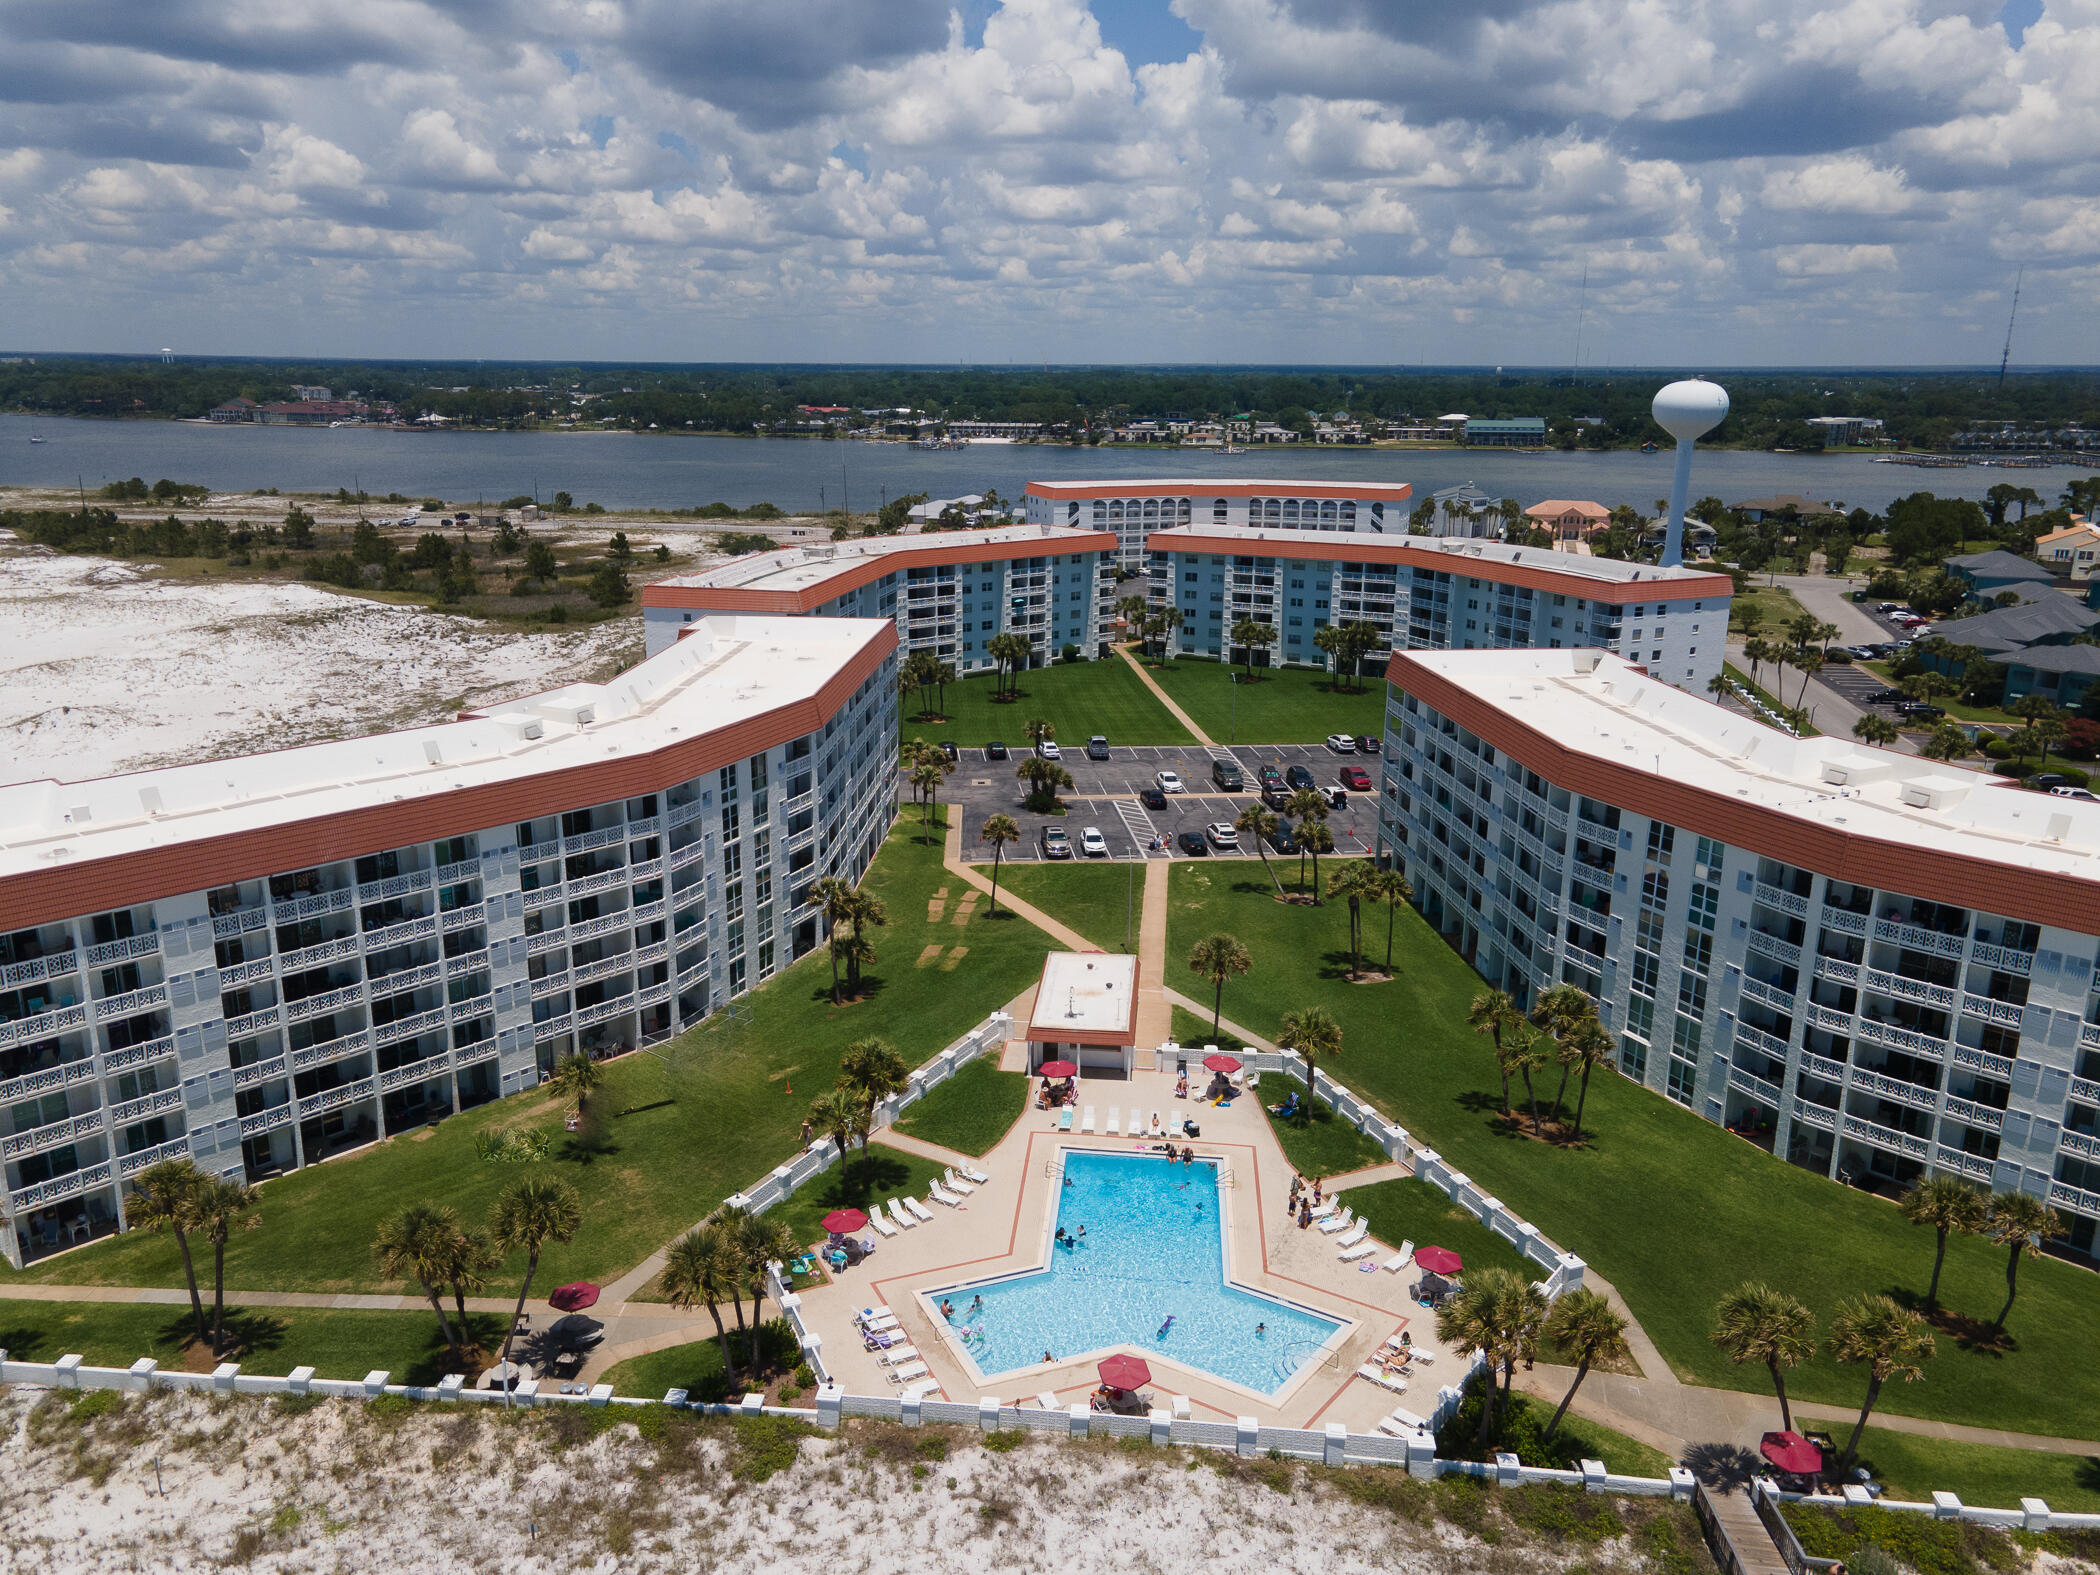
[1114,642,1215,745]
[1135,858,1174,1045]
[941,815,1096,952]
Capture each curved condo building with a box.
[1380,647,2100,1265]
[1023,479,1416,567]
[0,614,899,1266]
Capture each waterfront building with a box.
[1464,418,1547,448]
[1143,524,1731,687]
[640,524,1117,671]
[1023,480,1415,568]
[0,615,899,1267]
[1379,647,2100,1264]
[1523,500,1612,544]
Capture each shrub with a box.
[2061,718,2100,761]
[731,1415,819,1481]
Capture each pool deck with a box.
[803,1057,1454,1431]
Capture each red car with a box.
[1339,765,1373,792]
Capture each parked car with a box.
[1040,827,1072,859]
[1037,739,1062,760]
[937,740,959,762]
[1285,764,1316,791]
[2030,773,2073,791]
[1898,702,1944,720]
[1261,787,1292,812]
[1209,758,1243,791]
[1079,825,1109,857]
[984,740,1009,760]
[1086,735,1111,760]
[1176,830,1209,857]
[1320,786,1348,810]
[1257,765,1286,794]
[1877,601,1904,613]
[1139,786,1168,811]
[1205,822,1240,850]
[1356,736,1381,755]
[1156,769,1186,794]
[1266,822,1299,855]
[1868,688,1905,706]
[1325,733,1357,753]
[2049,785,2099,801]
[1340,765,1373,791]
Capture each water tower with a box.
[1652,377,1728,567]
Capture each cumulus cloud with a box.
[0,0,2090,361]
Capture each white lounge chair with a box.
[1340,1241,1378,1262]
[853,1304,893,1326]
[944,1168,975,1195]
[1381,1240,1414,1273]
[862,1314,900,1336]
[1335,1220,1368,1249]
[1106,1107,1121,1135]
[1057,1107,1075,1131]
[1243,1070,1260,1090]
[1307,1197,1338,1220]
[901,1379,942,1402]
[879,1344,921,1366]
[886,1361,930,1385]
[960,1162,990,1185]
[1355,1362,1385,1384]
[870,1211,898,1239]
[1080,1106,1096,1133]
[888,1199,917,1230]
[904,1196,935,1222]
[1035,1390,1061,1410]
[1411,1350,1436,1366]
[1319,1206,1355,1235]
[929,1181,961,1207]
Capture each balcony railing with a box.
[2055,1128,2100,1163]
[380,1057,449,1094]
[1855,1017,1947,1059]
[1739,976,1797,1013]
[291,1029,370,1071]
[0,1003,88,1048]
[1873,918,1966,958]
[107,1087,182,1127]
[1746,930,1801,967]
[10,1161,113,1211]
[435,857,480,886]
[304,1078,376,1115]
[1800,1049,1849,1084]
[441,903,487,934]
[239,1105,292,1137]
[273,887,353,922]
[357,870,432,904]
[1844,1114,1929,1160]
[1970,941,2034,975]
[526,930,566,956]
[223,1007,281,1041]
[1933,1146,1995,1182]
[444,950,489,980]
[1942,1095,2004,1133]
[1814,956,1860,987]
[233,1055,288,1090]
[369,960,442,997]
[213,908,271,939]
[1792,1102,1837,1133]
[1805,1003,1853,1037]
[455,1039,500,1067]
[1964,994,2025,1030]
[1728,1062,1783,1103]
[1864,969,1956,1012]
[1818,906,1868,936]
[2049,1180,2100,1217]
[373,1008,448,1048]
[2,1110,108,1160]
[92,984,168,1021]
[284,983,364,1023]
[565,868,629,900]
[1753,882,1810,919]
[101,1037,174,1073]
[219,957,277,987]
[572,953,633,990]
[518,839,562,865]
[281,934,359,973]
[3,950,78,988]
[363,913,437,948]
[1734,1022,1791,1062]
[2073,1076,2100,1105]
[1953,1044,2017,1080]
[0,1056,98,1107]
[576,994,635,1029]
[563,824,625,855]
[88,933,161,967]
[1851,1069,1939,1112]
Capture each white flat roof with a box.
[1148,525,1721,586]
[1028,952,1139,1040]
[0,613,891,882]
[652,523,1095,596]
[1407,649,2100,877]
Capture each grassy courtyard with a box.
[893,1057,1032,1157]
[899,657,1193,749]
[1012,861,2100,1441]
[8,806,1055,1301]
[997,860,1147,953]
[1140,655,1389,745]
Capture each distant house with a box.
[207,397,258,424]
[2036,520,2100,581]
[288,385,331,401]
[1945,549,2055,600]
[2003,646,2100,710]
[257,399,357,426]
[1927,594,2100,660]
[1463,418,1546,448]
[1427,483,1497,538]
[1523,499,1611,543]
[1734,494,1838,523]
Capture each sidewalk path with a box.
[1135,859,1173,1045]
[942,815,1096,952]
[1113,643,1214,745]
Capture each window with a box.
[1682,928,1713,975]
[1646,822,1675,861]
[1687,883,1719,932]
[1665,1055,1697,1105]
[1624,994,1654,1043]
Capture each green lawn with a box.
[1344,1176,1539,1284]
[0,1299,502,1385]
[893,1057,1032,1157]
[1436,1384,1678,1478]
[900,658,1192,749]
[1724,663,1822,736]
[1728,581,1805,636]
[599,1323,802,1405]
[1141,655,1388,745]
[997,859,1147,953]
[1013,861,2100,1440]
[10,806,1057,1301]
[1798,1418,2100,1513]
[1170,1004,1252,1052]
[1259,1073,1391,1179]
[767,1149,950,1249]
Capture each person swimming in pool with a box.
[940,1299,956,1320]
[969,1295,984,1314]
[1255,1322,1266,1338]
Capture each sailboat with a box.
[27,413,46,443]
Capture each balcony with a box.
[291,1029,370,1071]
[1814,956,1860,987]
[1964,994,2025,1030]
[1806,1003,1853,1037]
[569,913,629,945]
[667,799,706,830]
[239,1105,293,1137]
[1800,1049,1850,1084]
[567,868,630,900]
[1819,906,1869,937]
[1734,1021,1791,1062]
[357,869,433,904]
[563,824,626,855]
[2057,1128,2100,1163]
[530,972,570,1001]
[1851,1069,1939,1113]
[369,961,442,997]
[573,953,633,990]
[101,1037,174,1074]
[577,994,635,1029]
[92,984,168,1021]
[1739,976,1797,1013]
[1753,882,1810,919]
[233,1054,288,1090]
[380,1056,449,1094]
[2,949,79,989]
[527,930,567,956]
[363,913,437,948]
[1970,941,2033,975]
[224,1007,281,1040]
[10,1161,113,1211]
[0,1056,98,1107]
[1746,930,1801,967]
[88,933,161,967]
[1933,1146,1995,1183]
[284,983,364,1023]
[441,903,487,934]
[1729,1062,1783,1102]
[2073,1075,2100,1105]
[1844,1114,1929,1160]
[455,1038,500,1067]
[1873,918,1966,959]
[1792,1102,1838,1133]
[435,856,480,886]
[1855,1017,1947,1059]
[0,1003,88,1048]
[2,1110,108,1161]
[273,887,353,922]
[373,1007,448,1048]
[281,934,360,973]
[219,957,277,987]
[2049,1180,2100,1217]
[444,949,489,980]
[1942,1095,2004,1133]
[1953,1044,2017,1080]
[108,1087,183,1127]
[212,907,271,940]
[1864,969,1956,1012]
[303,1078,376,1115]
[518,839,563,864]
[671,840,708,872]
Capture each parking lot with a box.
[931,740,1386,864]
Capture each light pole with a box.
[1230,673,1239,745]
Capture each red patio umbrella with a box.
[1760,1431,1823,1476]
[1413,1246,1464,1277]
[548,1281,601,1311]
[1039,1059,1079,1078]
[821,1208,869,1235]
[1202,1053,1241,1073]
[1098,1354,1152,1391]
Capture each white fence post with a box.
[2022,1499,2051,1532]
[817,1386,844,1429]
[978,1396,1001,1431]
[1324,1424,1348,1467]
[1235,1417,1258,1458]
[1067,1403,1088,1438]
[55,1354,82,1389]
[127,1358,158,1393]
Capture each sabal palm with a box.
[806,1088,858,1170]
[840,889,888,992]
[1435,1267,1535,1446]
[1711,1282,1816,1433]
[1467,989,1524,1112]
[1831,1295,1935,1469]
[490,1175,583,1362]
[1562,1016,1614,1139]
[1327,861,1375,976]
[1278,1003,1342,1090]
[1298,817,1335,903]
[1897,1175,1984,1311]
[811,875,857,1003]
[1369,866,1413,972]
[548,1051,602,1112]
[839,1037,908,1162]
[662,1223,742,1382]
[195,1174,260,1357]
[909,760,944,825]
[1984,1191,2061,1330]
[1529,983,1591,1122]
[1235,803,1281,893]
[374,1202,469,1362]
[127,1158,209,1344]
[1541,1288,1629,1440]
[1187,933,1252,1037]
[1286,787,1327,891]
[741,1215,803,1366]
[978,814,1020,912]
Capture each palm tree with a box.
[1984,1191,2061,1330]
[1561,1016,1615,1139]
[1278,1003,1342,1092]
[662,1222,742,1383]
[1897,1175,1985,1312]
[909,758,944,826]
[1231,616,1275,677]
[1024,717,1056,750]
[1920,720,1973,765]
[1016,756,1075,808]
[741,1214,803,1367]
[838,888,888,995]
[1708,671,1734,705]
[1369,865,1414,972]
[838,1037,909,1164]
[1467,989,1525,1112]
[1435,1266,1536,1446]
[806,1087,859,1173]
[1852,714,1900,747]
[1541,1289,1629,1440]
[977,813,1020,911]
[812,875,856,1004]
[1831,1295,1935,1470]
[127,1158,209,1345]
[1792,650,1825,709]
[194,1174,260,1357]
[986,631,1032,697]
[445,1227,499,1324]
[1507,1033,1548,1133]
[490,1175,583,1363]
[1711,1282,1817,1433]
[374,1202,469,1364]
[1235,802,1281,894]
[1187,933,1252,1037]
[1299,817,1335,903]
[1529,984,1590,1123]
[1327,861,1376,977]
[1286,786,1327,891]
[547,1050,602,1114]
[712,1205,759,1348]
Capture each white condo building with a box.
[1379,647,2100,1265]
[0,615,899,1267]
[642,524,1118,670]
[1144,525,1733,689]
[1024,479,1415,567]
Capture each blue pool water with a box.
[932,1150,1344,1394]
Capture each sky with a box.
[0,0,2095,367]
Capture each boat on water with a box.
[909,437,966,451]
[1216,444,1246,455]
[27,435,45,443]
